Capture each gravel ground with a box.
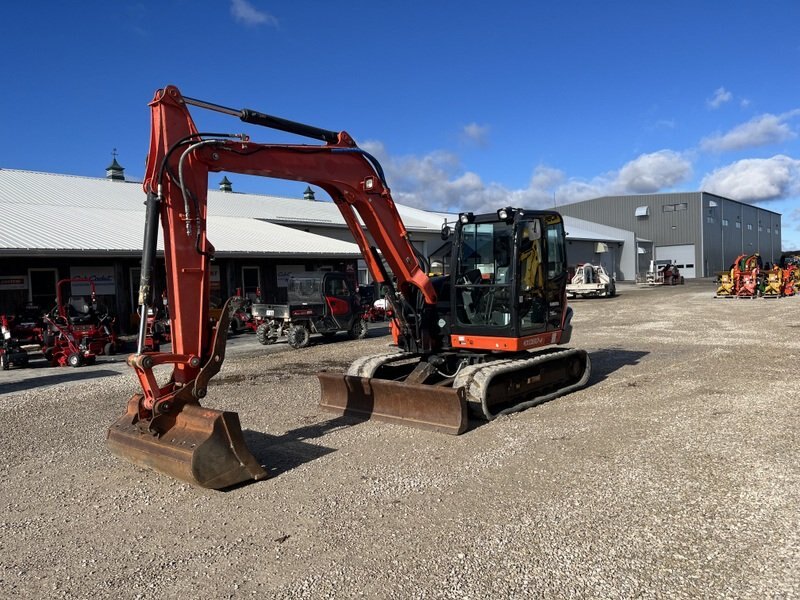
[1,281,798,599]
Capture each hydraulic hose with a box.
[177,139,224,237]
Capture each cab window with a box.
[545,221,566,280]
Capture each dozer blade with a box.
[317,373,468,435]
[107,395,268,489]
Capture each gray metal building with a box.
[556,192,782,278]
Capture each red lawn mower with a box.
[1,314,29,370]
[143,291,171,351]
[41,278,119,367]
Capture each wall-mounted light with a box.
[459,212,474,224]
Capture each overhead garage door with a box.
[655,244,696,278]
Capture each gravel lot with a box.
[1,281,798,599]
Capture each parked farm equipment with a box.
[40,278,119,366]
[228,292,257,335]
[363,298,388,322]
[1,314,29,370]
[252,271,367,348]
[762,265,784,298]
[41,314,97,367]
[779,251,800,296]
[643,260,684,286]
[566,263,616,298]
[715,253,800,299]
[714,271,735,298]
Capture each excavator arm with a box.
[145,86,435,355]
[107,85,442,488]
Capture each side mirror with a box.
[440,223,452,240]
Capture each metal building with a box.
[556,192,782,278]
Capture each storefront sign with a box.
[0,276,28,290]
[69,266,116,295]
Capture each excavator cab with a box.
[321,208,587,427]
[452,211,566,339]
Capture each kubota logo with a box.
[522,335,544,347]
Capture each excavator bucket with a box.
[107,395,268,489]
[317,373,468,435]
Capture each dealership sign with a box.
[69,266,116,295]
[0,276,28,290]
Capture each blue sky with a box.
[2,1,799,249]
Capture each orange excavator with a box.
[106,86,591,488]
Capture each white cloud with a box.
[556,179,608,204]
[550,151,691,204]
[700,111,799,152]
[461,123,490,147]
[230,0,278,26]
[613,150,692,194]
[707,87,732,109]
[360,141,692,213]
[700,155,800,202]
[362,140,559,212]
[529,165,564,190]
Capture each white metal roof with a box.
[562,216,627,242]
[0,168,452,255]
[0,169,378,256]
[0,201,361,257]
[0,169,632,254]
[209,189,450,231]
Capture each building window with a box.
[735,221,741,229]
[747,223,753,231]
[706,216,714,223]
[675,202,688,211]
[662,204,675,213]
[722,218,729,227]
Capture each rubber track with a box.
[347,348,591,422]
[453,348,591,420]
[346,351,409,378]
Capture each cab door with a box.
[517,215,567,335]
[542,216,568,331]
